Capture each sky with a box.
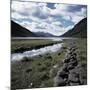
[11,0,87,36]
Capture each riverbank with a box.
[11,43,63,61]
[11,39,62,53]
[11,38,87,89]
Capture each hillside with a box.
[61,18,87,38]
[11,20,37,37]
[34,31,55,37]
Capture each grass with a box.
[11,38,87,89]
[11,39,62,53]
[62,38,87,84]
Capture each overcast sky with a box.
[11,0,87,36]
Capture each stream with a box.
[11,43,63,61]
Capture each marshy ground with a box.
[11,38,87,89]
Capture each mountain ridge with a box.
[61,18,87,38]
[34,31,56,37]
[11,20,37,37]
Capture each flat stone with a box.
[68,61,78,70]
[70,55,77,61]
[68,49,77,55]
[66,54,77,60]
[68,70,80,83]
[54,76,66,86]
[71,60,78,66]
[62,63,68,72]
[69,65,81,74]
[64,58,70,63]
[71,52,77,57]
[69,76,79,83]
[69,82,80,86]
[68,65,75,70]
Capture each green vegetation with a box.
[11,39,62,53]
[11,38,87,89]
[62,38,87,84]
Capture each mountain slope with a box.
[34,31,55,37]
[61,18,87,38]
[11,21,37,37]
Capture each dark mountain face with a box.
[34,31,55,37]
[61,18,87,38]
[11,20,37,37]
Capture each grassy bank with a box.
[11,38,87,89]
[11,39,62,53]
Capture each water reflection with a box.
[11,43,63,61]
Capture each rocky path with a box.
[54,43,83,86]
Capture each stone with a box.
[68,48,77,55]
[71,60,78,66]
[69,82,80,86]
[62,63,68,72]
[71,52,77,57]
[58,52,61,55]
[26,68,32,73]
[54,45,81,87]
[68,64,75,70]
[68,73,80,83]
[68,67,80,83]
[40,73,49,80]
[69,65,81,74]
[64,57,71,63]
[28,83,33,88]
[40,83,45,87]
[57,69,68,79]
[68,60,78,70]
[54,76,66,86]
[70,55,77,60]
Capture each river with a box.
[11,43,63,61]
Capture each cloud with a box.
[52,21,62,26]
[50,4,87,24]
[71,15,84,24]
[11,1,87,36]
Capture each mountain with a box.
[34,31,56,37]
[61,18,87,38]
[11,20,37,37]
